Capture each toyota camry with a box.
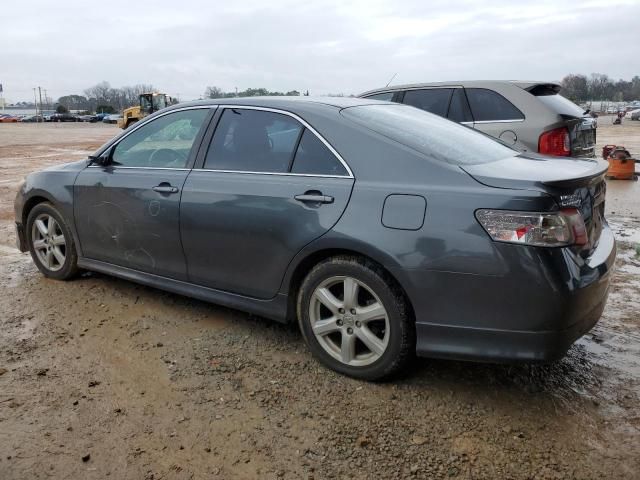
[14,97,615,380]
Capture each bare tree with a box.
[204,86,225,99]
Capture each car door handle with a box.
[152,184,179,194]
[294,193,334,204]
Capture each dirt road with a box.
[1,121,639,479]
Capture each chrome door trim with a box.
[473,119,525,124]
[194,168,352,179]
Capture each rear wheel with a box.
[297,256,414,381]
[26,203,79,280]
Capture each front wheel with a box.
[297,256,415,381]
[26,202,79,280]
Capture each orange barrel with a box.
[606,147,636,180]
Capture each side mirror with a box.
[88,150,111,167]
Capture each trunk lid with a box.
[462,155,608,254]
[523,84,597,157]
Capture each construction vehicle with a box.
[117,92,173,129]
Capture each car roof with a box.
[167,96,387,113]
[359,80,561,97]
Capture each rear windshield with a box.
[340,104,517,166]
[535,94,585,117]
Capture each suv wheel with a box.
[297,256,414,381]
[26,203,79,280]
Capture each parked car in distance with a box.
[102,114,121,124]
[51,112,81,122]
[629,109,640,120]
[359,81,597,157]
[78,114,98,123]
[0,114,19,123]
[94,112,111,121]
[14,97,615,380]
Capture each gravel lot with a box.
[0,120,639,480]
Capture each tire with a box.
[297,255,415,381]
[26,202,79,280]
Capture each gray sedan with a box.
[14,97,615,380]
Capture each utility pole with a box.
[44,89,49,110]
[33,87,39,122]
[38,87,44,117]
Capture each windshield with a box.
[535,94,585,117]
[341,104,517,165]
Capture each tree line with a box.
[56,82,156,113]
[54,83,310,113]
[561,74,640,103]
[204,86,309,98]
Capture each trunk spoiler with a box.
[541,162,607,188]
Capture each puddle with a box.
[609,216,640,244]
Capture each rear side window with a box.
[447,89,473,123]
[365,92,394,102]
[205,109,302,173]
[341,104,517,166]
[402,88,453,117]
[291,130,348,176]
[466,88,524,122]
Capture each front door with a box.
[74,107,211,280]
[180,107,354,299]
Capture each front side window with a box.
[205,109,303,173]
[402,88,453,117]
[465,88,525,122]
[111,109,209,168]
[291,130,348,176]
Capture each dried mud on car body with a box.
[0,122,640,479]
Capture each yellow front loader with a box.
[117,92,172,129]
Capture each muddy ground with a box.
[0,120,639,480]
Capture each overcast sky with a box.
[1,0,639,102]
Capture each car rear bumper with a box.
[408,225,616,362]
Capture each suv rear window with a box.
[466,88,524,122]
[341,104,517,166]
[534,93,586,118]
[402,88,453,117]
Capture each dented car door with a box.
[73,107,211,280]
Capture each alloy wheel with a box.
[309,276,390,367]
[31,213,66,272]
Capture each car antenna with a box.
[385,73,398,87]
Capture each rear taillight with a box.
[538,127,570,156]
[476,209,588,247]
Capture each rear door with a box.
[180,106,354,299]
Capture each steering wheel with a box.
[148,148,187,168]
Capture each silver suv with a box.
[359,81,596,157]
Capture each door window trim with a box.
[88,106,216,170]
[197,105,354,179]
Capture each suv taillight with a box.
[538,127,570,156]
